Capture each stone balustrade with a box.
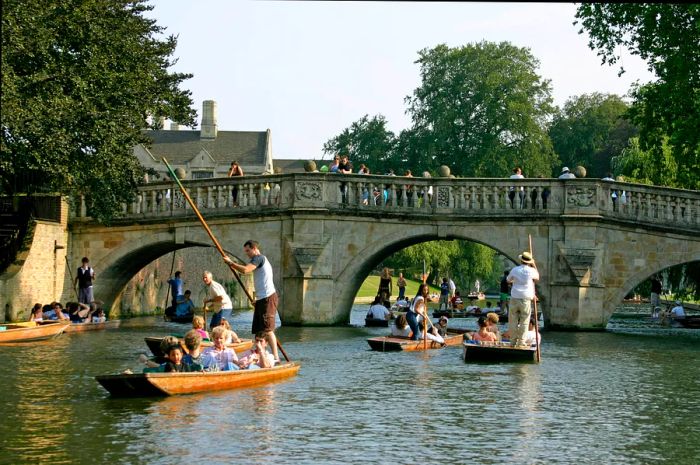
[71,174,700,230]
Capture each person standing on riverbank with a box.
[202,271,233,330]
[224,240,280,362]
[397,272,407,301]
[507,251,539,347]
[377,267,393,307]
[75,257,95,305]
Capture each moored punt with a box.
[462,341,538,363]
[145,336,253,357]
[365,317,389,327]
[95,362,301,397]
[0,320,69,343]
[367,330,465,352]
[675,316,700,329]
[64,319,122,333]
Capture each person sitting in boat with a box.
[407,284,430,341]
[237,332,275,369]
[182,329,213,371]
[92,309,106,323]
[192,315,210,341]
[485,312,502,341]
[67,301,92,323]
[472,317,498,343]
[202,326,240,371]
[46,302,69,321]
[367,295,391,321]
[29,303,43,322]
[435,316,449,337]
[175,290,195,317]
[140,336,180,373]
[391,313,411,337]
[523,319,541,346]
[164,344,189,373]
[450,292,464,310]
[669,300,686,320]
[483,301,497,313]
[216,318,243,345]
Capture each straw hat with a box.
[518,251,535,264]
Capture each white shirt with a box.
[559,172,576,179]
[670,305,686,318]
[208,280,233,311]
[510,173,525,191]
[507,265,539,299]
[391,325,411,337]
[368,304,390,320]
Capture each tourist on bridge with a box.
[558,167,576,179]
[202,270,233,330]
[224,239,280,362]
[227,160,244,207]
[75,257,95,305]
[506,251,539,347]
[337,154,353,203]
[509,166,526,209]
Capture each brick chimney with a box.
[201,100,217,139]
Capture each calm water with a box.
[1,306,698,465]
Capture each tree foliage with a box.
[611,136,679,187]
[575,4,700,189]
[322,114,396,173]
[1,0,196,221]
[549,93,637,178]
[404,42,559,178]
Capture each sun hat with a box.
[675,300,681,305]
[562,167,570,172]
[518,251,535,264]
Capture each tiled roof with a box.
[141,130,268,165]
[272,159,309,173]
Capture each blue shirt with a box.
[167,277,183,297]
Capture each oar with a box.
[162,157,290,363]
[528,234,542,363]
[64,257,80,301]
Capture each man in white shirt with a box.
[202,271,233,329]
[507,251,540,347]
[559,167,576,179]
[367,296,391,320]
[669,300,686,319]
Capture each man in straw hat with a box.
[506,251,540,347]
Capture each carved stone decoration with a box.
[295,182,322,201]
[567,187,595,207]
[437,187,450,208]
[554,242,604,286]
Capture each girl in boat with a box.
[472,317,498,343]
[202,326,240,371]
[411,285,445,345]
[237,332,275,369]
[391,313,411,337]
[485,312,502,341]
[29,303,43,322]
[192,315,209,340]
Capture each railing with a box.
[70,174,700,231]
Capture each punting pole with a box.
[528,234,542,363]
[161,157,290,362]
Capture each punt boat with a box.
[367,329,465,352]
[145,336,253,358]
[462,341,538,362]
[64,319,121,333]
[675,316,700,329]
[95,362,301,397]
[0,320,69,343]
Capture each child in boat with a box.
[413,295,445,345]
[164,344,188,372]
[202,326,240,371]
[92,309,106,323]
[175,290,196,317]
[218,318,242,344]
[182,329,216,372]
[29,303,43,322]
[67,301,91,322]
[523,319,541,346]
[391,313,411,337]
[192,315,209,340]
[140,336,180,373]
[485,312,502,341]
[472,316,498,343]
[237,332,275,369]
[435,316,449,337]
[450,292,464,310]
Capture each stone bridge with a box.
[59,173,700,329]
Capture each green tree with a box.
[575,4,700,189]
[1,0,196,221]
[611,136,679,187]
[549,93,637,178]
[322,114,396,174]
[405,42,559,178]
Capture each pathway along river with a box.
[1,304,698,465]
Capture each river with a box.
[1,305,698,465]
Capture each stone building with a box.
[134,100,275,180]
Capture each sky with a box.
[147,1,655,160]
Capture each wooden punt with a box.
[145,336,253,358]
[64,319,122,333]
[165,313,194,324]
[95,362,301,397]
[365,317,390,327]
[367,330,465,352]
[0,320,69,343]
[676,316,700,329]
[462,341,538,363]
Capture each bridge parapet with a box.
[70,174,699,231]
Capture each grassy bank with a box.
[357,276,439,299]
